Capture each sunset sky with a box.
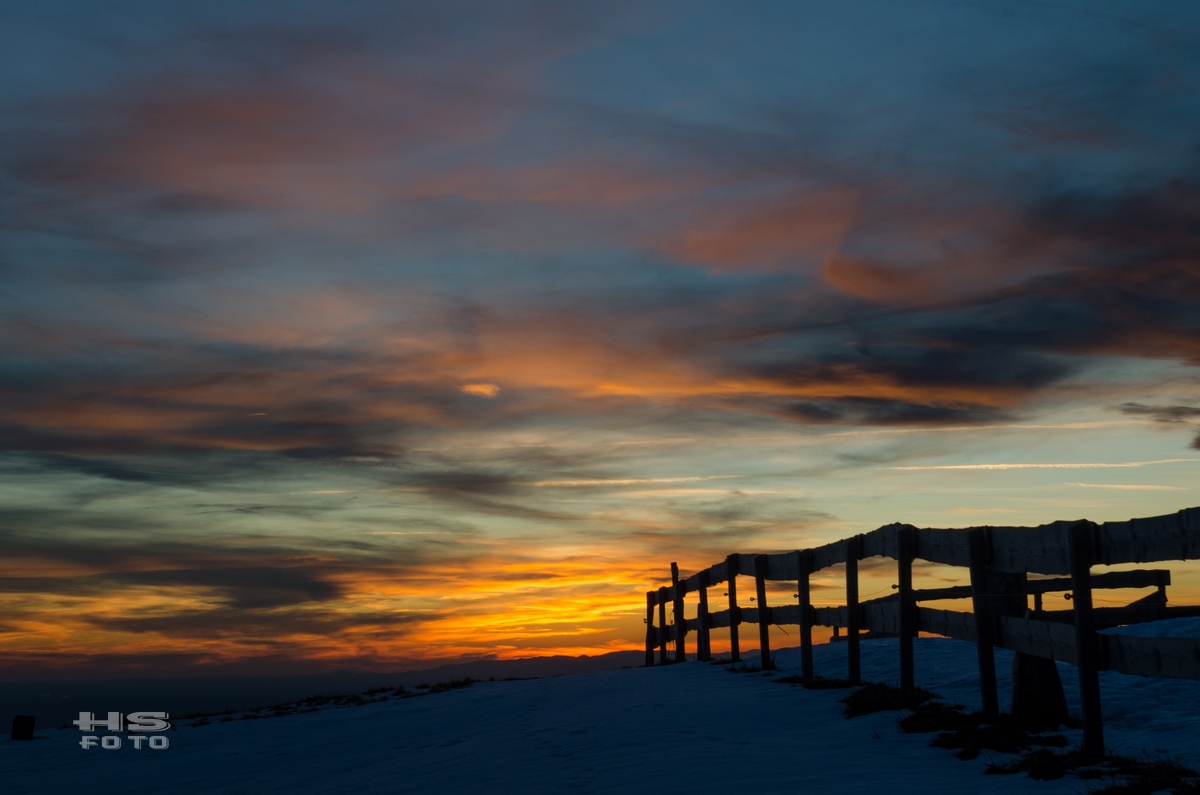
[2,1,1200,678]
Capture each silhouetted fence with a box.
[644,507,1200,760]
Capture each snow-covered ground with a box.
[795,620,1200,770]
[3,621,1197,794]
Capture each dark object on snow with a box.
[1011,651,1069,729]
[11,715,35,740]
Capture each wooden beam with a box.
[726,553,741,663]
[923,609,1200,682]
[911,570,1169,605]
[1069,521,1105,762]
[846,535,862,684]
[671,563,686,663]
[644,591,655,667]
[1037,602,1200,627]
[707,608,731,629]
[1095,507,1200,567]
[683,559,729,592]
[915,508,1200,575]
[1102,633,1200,680]
[861,523,900,560]
[968,527,999,719]
[913,585,975,602]
[761,551,799,581]
[768,604,799,625]
[862,599,901,636]
[697,570,712,662]
[798,549,814,680]
[915,527,971,568]
[920,522,1074,575]
[813,605,850,628]
[990,522,1074,575]
[916,606,977,643]
[995,614,1077,662]
[1026,568,1171,594]
[812,539,847,572]
[755,554,773,670]
[898,525,916,690]
[657,587,668,665]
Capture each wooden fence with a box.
[644,506,1200,761]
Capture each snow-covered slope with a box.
[3,625,1197,794]
[788,617,1200,770]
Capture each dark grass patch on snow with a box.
[841,682,937,717]
[791,671,1200,792]
[426,677,478,693]
[184,676,486,727]
[988,750,1200,792]
[895,699,1067,761]
[931,719,1068,760]
[724,663,765,674]
[722,655,779,673]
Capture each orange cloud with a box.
[7,284,1053,463]
[461,383,501,398]
[0,546,665,667]
[659,189,862,271]
[41,67,524,216]
[823,252,943,303]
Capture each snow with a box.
[3,623,1197,794]
[779,620,1200,770]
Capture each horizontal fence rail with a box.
[643,506,1200,761]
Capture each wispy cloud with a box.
[1065,483,1185,491]
[825,421,1143,437]
[885,459,1200,470]
[527,476,742,487]
[1119,403,1200,423]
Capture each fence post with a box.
[968,527,999,719]
[797,549,814,680]
[671,562,686,663]
[1069,520,1105,762]
[898,525,916,690]
[657,587,669,665]
[726,553,741,663]
[645,591,656,667]
[846,535,862,684]
[755,554,773,670]
[697,570,712,662]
